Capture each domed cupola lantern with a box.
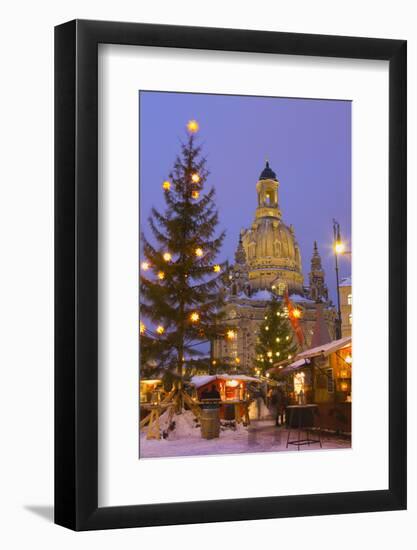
[259,160,278,181]
[255,161,281,220]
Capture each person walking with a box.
[275,387,286,427]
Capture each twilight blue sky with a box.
[139,91,351,304]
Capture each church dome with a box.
[259,161,277,181]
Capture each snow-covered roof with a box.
[296,336,352,360]
[290,293,314,304]
[340,277,352,287]
[190,375,216,388]
[278,358,309,375]
[190,374,261,388]
[247,289,273,301]
[286,358,307,369]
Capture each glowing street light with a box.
[335,241,345,255]
[333,219,344,339]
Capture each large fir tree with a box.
[255,298,298,375]
[140,123,226,380]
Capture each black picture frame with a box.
[55,19,407,531]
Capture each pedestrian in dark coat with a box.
[275,387,286,426]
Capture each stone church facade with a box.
[212,162,337,373]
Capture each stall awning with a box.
[296,336,352,360]
[266,336,352,377]
[270,358,310,376]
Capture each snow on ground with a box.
[140,418,351,459]
[157,409,200,440]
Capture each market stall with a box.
[270,336,352,433]
[190,374,261,424]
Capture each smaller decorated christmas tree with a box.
[254,298,298,375]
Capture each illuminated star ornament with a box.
[187,119,199,133]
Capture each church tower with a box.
[308,241,329,302]
[241,161,304,294]
[229,235,250,296]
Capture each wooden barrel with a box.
[200,407,220,439]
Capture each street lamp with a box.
[333,219,344,339]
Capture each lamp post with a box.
[333,219,344,339]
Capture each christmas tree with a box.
[255,298,298,375]
[140,121,226,381]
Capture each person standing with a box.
[275,387,286,427]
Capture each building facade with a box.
[339,276,352,337]
[212,162,337,373]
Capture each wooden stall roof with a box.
[190,374,261,389]
[296,336,352,360]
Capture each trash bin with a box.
[200,402,220,439]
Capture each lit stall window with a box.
[293,372,305,395]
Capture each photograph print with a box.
[139,91,352,459]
